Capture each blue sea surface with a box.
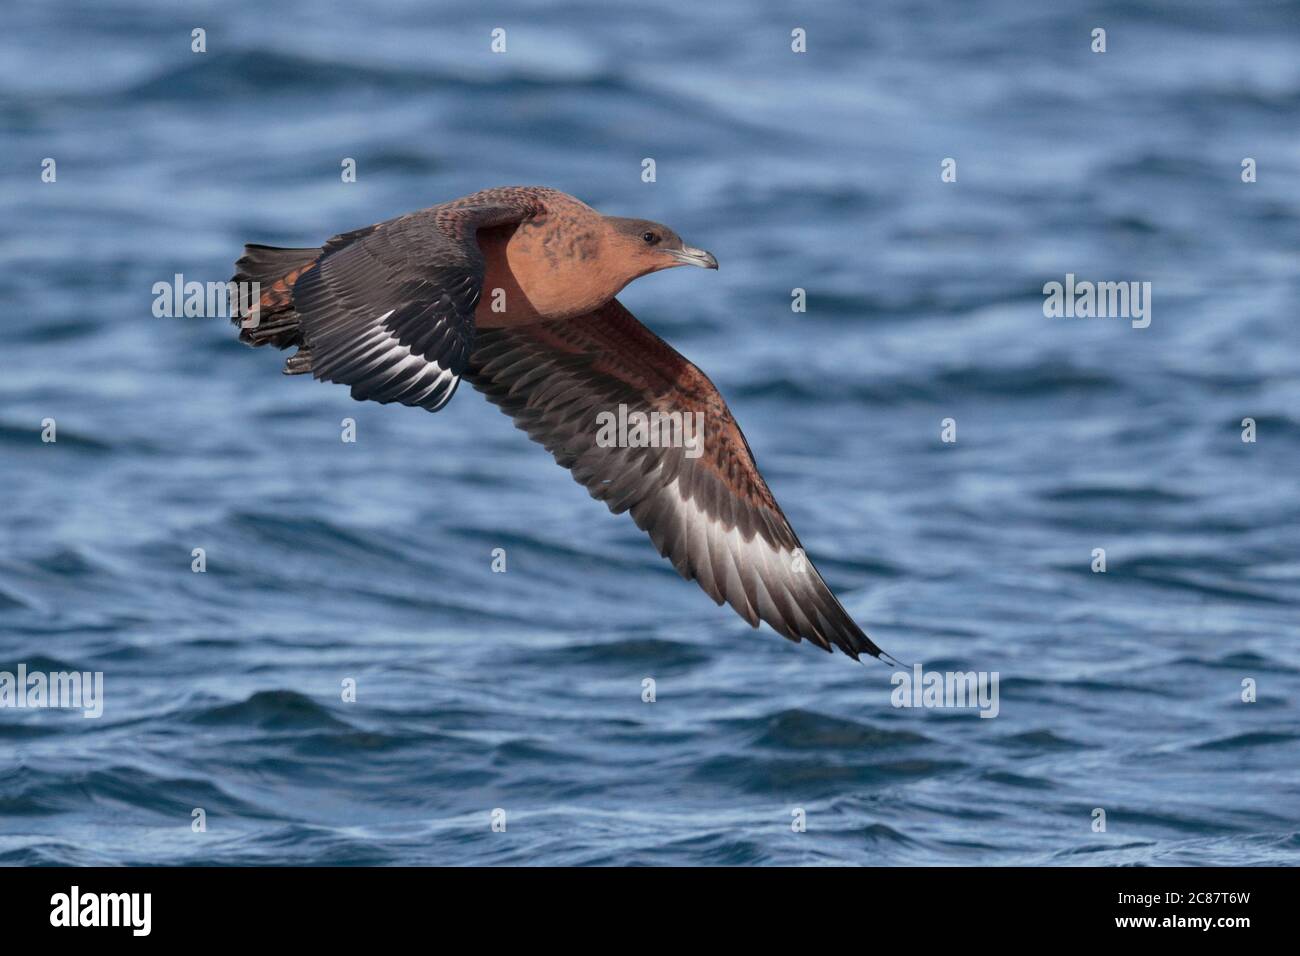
[1,0,1298,865]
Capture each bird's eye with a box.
[642,231,658,244]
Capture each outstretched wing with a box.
[466,299,892,662]
[290,188,546,411]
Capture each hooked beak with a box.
[671,245,719,270]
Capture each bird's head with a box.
[603,216,719,279]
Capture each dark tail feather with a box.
[230,245,320,367]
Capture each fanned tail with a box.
[230,244,320,371]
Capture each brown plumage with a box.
[230,186,895,664]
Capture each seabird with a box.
[230,186,894,664]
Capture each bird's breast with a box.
[474,218,622,327]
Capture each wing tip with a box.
[850,635,906,668]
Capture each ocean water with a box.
[1,0,1298,866]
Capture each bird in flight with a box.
[230,186,895,664]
